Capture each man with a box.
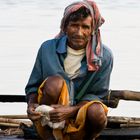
[25,0,113,140]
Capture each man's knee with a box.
[86,103,107,128]
[43,75,64,93]
[40,75,64,104]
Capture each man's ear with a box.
[64,26,67,32]
[64,28,67,35]
[63,21,69,34]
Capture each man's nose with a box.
[76,27,83,35]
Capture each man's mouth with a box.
[72,37,84,42]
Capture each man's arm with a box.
[25,46,43,121]
[27,93,38,104]
[49,101,88,122]
[25,46,43,102]
[27,93,41,121]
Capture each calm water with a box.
[0,0,140,117]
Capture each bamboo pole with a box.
[107,116,140,124]
[110,90,140,101]
[103,90,140,108]
[0,122,19,127]
[0,117,32,125]
[0,115,28,119]
[0,115,32,128]
[120,123,140,127]
[0,117,22,124]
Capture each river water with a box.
[0,0,140,117]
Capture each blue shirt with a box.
[25,35,113,104]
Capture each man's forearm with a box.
[70,101,89,117]
[27,93,38,104]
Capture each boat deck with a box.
[0,136,38,140]
[0,95,140,140]
[1,127,140,140]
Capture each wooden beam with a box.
[99,127,140,139]
[0,90,140,109]
[0,95,26,102]
[107,116,140,124]
[103,90,140,108]
[0,115,28,119]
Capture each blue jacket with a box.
[25,35,113,104]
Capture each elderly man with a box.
[25,0,113,140]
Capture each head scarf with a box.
[58,0,105,71]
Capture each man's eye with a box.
[82,25,90,29]
[71,24,78,27]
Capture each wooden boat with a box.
[0,115,140,140]
[0,90,140,140]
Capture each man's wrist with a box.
[70,101,89,117]
[69,105,80,118]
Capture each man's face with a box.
[65,15,93,50]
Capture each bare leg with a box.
[40,75,64,105]
[34,121,55,140]
[35,75,64,140]
[84,103,107,140]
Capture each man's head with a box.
[65,7,93,50]
[64,6,92,30]
[59,0,104,50]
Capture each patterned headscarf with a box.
[59,0,105,71]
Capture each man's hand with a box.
[49,105,79,123]
[27,103,41,121]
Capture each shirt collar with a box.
[56,35,67,54]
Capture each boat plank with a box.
[0,135,39,140]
